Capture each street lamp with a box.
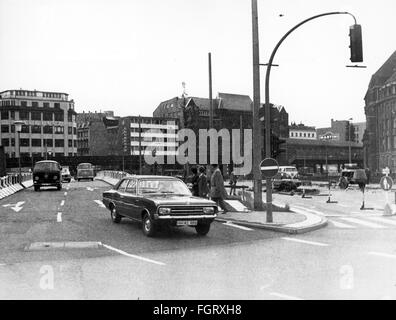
[348,117,353,165]
[320,134,337,203]
[14,120,25,183]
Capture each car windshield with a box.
[285,168,297,172]
[34,162,60,171]
[77,163,92,170]
[138,179,191,195]
[62,168,69,173]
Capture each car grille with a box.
[169,206,204,215]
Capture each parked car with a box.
[102,175,218,237]
[278,166,299,179]
[76,163,95,181]
[338,168,367,189]
[61,166,72,183]
[33,160,62,191]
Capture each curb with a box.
[215,213,328,234]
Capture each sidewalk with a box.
[216,208,327,234]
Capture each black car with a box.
[33,160,62,191]
[102,175,218,237]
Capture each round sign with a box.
[260,158,279,178]
[380,176,393,191]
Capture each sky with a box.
[0,0,395,128]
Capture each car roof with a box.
[35,160,59,164]
[123,175,180,180]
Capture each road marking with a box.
[269,292,304,300]
[222,222,253,231]
[340,217,386,229]
[292,206,325,216]
[337,204,350,208]
[368,252,396,259]
[366,216,396,226]
[0,263,6,266]
[3,201,25,212]
[281,237,329,247]
[57,212,62,222]
[64,192,67,196]
[87,187,94,191]
[94,200,106,208]
[60,200,65,207]
[330,220,357,229]
[101,244,165,266]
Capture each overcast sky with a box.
[1,0,395,127]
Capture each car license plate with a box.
[177,220,197,226]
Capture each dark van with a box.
[33,160,62,191]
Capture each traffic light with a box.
[349,24,363,63]
[271,135,286,159]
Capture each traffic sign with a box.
[380,176,393,191]
[382,167,390,176]
[260,158,279,178]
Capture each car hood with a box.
[145,194,216,206]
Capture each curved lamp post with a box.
[14,120,25,182]
[263,11,358,222]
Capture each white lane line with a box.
[60,200,65,207]
[57,212,62,222]
[102,244,165,266]
[368,252,396,259]
[340,217,386,229]
[337,204,350,208]
[292,206,325,216]
[281,237,329,247]
[269,292,304,300]
[64,192,67,196]
[330,220,356,229]
[223,222,253,231]
[366,216,396,226]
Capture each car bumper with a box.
[155,214,217,220]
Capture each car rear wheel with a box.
[195,223,211,236]
[110,206,122,223]
[57,185,62,191]
[142,213,156,237]
[34,186,40,192]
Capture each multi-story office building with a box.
[119,116,179,157]
[0,89,77,158]
[364,50,396,174]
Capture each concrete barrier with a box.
[0,173,33,200]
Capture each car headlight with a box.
[203,207,215,214]
[158,207,171,214]
[34,176,39,180]
[53,175,58,180]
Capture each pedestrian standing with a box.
[190,167,199,197]
[198,166,209,198]
[229,171,238,196]
[210,164,227,212]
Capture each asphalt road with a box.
[1,179,396,299]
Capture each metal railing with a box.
[0,172,32,189]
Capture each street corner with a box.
[215,207,328,234]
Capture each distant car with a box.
[278,166,299,179]
[61,166,72,183]
[102,175,218,237]
[339,168,367,189]
[33,160,62,191]
[76,163,95,181]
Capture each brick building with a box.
[364,50,396,175]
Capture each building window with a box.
[11,138,15,146]
[21,101,27,107]
[43,125,53,134]
[31,125,41,134]
[32,101,39,108]
[68,127,73,135]
[19,111,29,120]
[1,111,9,120]
[31,111,41,121]
[21,125,30,133]
[44,139,53,147]
[73,127,77,135]
[32,139,42,147]
[43,102,50,108]
[20,139,30,147]
[10,111,15,119]
[55,139,64,147]
[54,112,64,121]
[54,103,60,109]
[74,140,77,147]
[55,126,64,134]
[67,113,73,122]
[68,139,72,147]
[1,125,9,133]
[1,138,9,146]
[43,112,53,121]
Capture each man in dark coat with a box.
[198,166,209,198]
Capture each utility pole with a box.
[348,118,353,164]
[209,52,214,129]
[139,115,142,174]
[251,0,263,210]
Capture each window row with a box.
[0,100,66,108]
[0,110,74,122]
[1,138,76,148]
[1,125,77,135]
[290,131,316,138]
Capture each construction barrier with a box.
[0,173,33,200]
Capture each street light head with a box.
[14,120,25,132]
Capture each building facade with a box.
[0,89,77,158]
[289,123,317,140]
[364,50,396,174]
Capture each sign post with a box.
[260,158,279,222]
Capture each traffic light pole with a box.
[263,11,357,223]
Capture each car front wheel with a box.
[110,206,122,223]
[142,213,156,237]
[195,223,211,236]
